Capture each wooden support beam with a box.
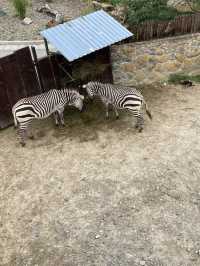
[44,38,49,56]
[43,38,58,90]
[31,46,44,92]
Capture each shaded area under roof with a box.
[40,10,133,62]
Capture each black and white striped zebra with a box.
[82,81,152,132]
[12,88,84,146]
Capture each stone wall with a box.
[167,0,191,11]
[111,33,200,86]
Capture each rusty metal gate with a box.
[0,47,41,128]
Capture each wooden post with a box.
[44,38,49,56]
[31,46,44,92]
[43,38,58,90]
[107,46,113,84]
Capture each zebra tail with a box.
[12,108,18,128]
[144,101,152,120]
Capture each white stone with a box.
[22,17,32,25]
[92,1,114,11]
[55,13,64,23]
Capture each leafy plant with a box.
[12,0,28,19]
[107,0,124,6]
[124,0,183,25]
[168,73,200,84]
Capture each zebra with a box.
[12,88,84,146]
[82,81,152,132]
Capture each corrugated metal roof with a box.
[40,10,133,62]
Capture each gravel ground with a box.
[0,0,87,40]
[1,84,200,265]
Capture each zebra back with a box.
[88,82,143,98]
[12,89,78,122]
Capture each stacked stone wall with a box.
[111,34,200,86]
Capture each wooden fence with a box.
[0,47,41,128]
[130,13,200,42]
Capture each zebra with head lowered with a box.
[83,81,152,132]
[12,88,84,146]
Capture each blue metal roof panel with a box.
[41,10,133,62]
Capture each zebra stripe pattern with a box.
[83,81,152,131]
[12,89,84,146]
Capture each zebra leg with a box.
[26,120,35,140]
[105,102,109,119]
[28,129,34,140]
[53,111,60,126]
[17,124,28,146]
[59,111,65,127]
[57,107,65,126]
[136,112,144,132]
[100,96,109,119]
[113,107,119,119]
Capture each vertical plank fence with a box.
[130,13,200,42]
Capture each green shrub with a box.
[124,0,188,25]
[12,0,28,19]
[108,0,124,6]
[168,73,200,84]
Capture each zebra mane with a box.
[61,87,79,94]
[91,81,101,86]
[61,87,84,100]
[88,81,102,92]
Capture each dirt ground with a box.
[0,0,87,40]
[1,84,200,266]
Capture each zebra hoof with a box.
[29,135,35,140]
[138,127,143,133]
[116,116,119,120]
[20,142,26,147]
[61,124,65,127]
